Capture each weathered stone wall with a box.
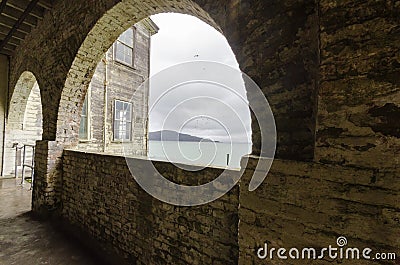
[0,55,8,175]
[233,0,320,161]
[62,150,239,265]
[76,21,152,157]
[32,140,63,215]
[239,157,399,264]
[315,0,400,169]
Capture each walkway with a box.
[0,178,105,265]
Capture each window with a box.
[114,100,132,141]
[79,94,89,140]
[115,28,134,66]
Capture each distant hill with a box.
[148,130,217,142]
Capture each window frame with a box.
[113,99,133,142]
[78,86,91,141]
[114,27,135,67]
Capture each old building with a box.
[76,18,158,157]
[0,1,398,265]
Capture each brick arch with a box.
[56,0,223,145]
[3,71,43,176]
[8,71,40,130]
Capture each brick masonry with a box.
[62,150,239,265]
[32,140,63,215]
[62,150,399,264]
[239,157,399,264]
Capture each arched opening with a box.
[2,71,42,182]
[147,13,252,169]
[70,11,251,170]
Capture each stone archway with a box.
[3,71,42,176]
[56,1,222,146]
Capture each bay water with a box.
[148,141,251,170]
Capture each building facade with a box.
[76,18,158,157]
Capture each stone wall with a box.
[234,0,320,161]
[239,158,399,264]
[32,140,63,215]
[62,150,239,265]
[76,21,153,157]
[315,0,400,169]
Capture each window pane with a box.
[123,45,132,65]
[115,42,125,63]
[114,120,120,139]
[82,96,87,115]
[118,28,133,47]
[125,122,131,140]
[115,101,124,120]
[79,95,89,139]
[125,104,131,121]
[115,41,133,66]
[114,100,132,141]
[116,100,123,111]
[79,117,87,139]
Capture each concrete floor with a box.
[0,178,105,265]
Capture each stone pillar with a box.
[32,140,64,218]
[231,0,320,161]
[0,55,8,176]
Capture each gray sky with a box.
[149,13,251,143]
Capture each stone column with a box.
[32,140,64,218]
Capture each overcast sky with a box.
[149,13,251,143]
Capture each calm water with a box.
[148,141,251,170]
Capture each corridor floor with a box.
[0,178,104,265]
